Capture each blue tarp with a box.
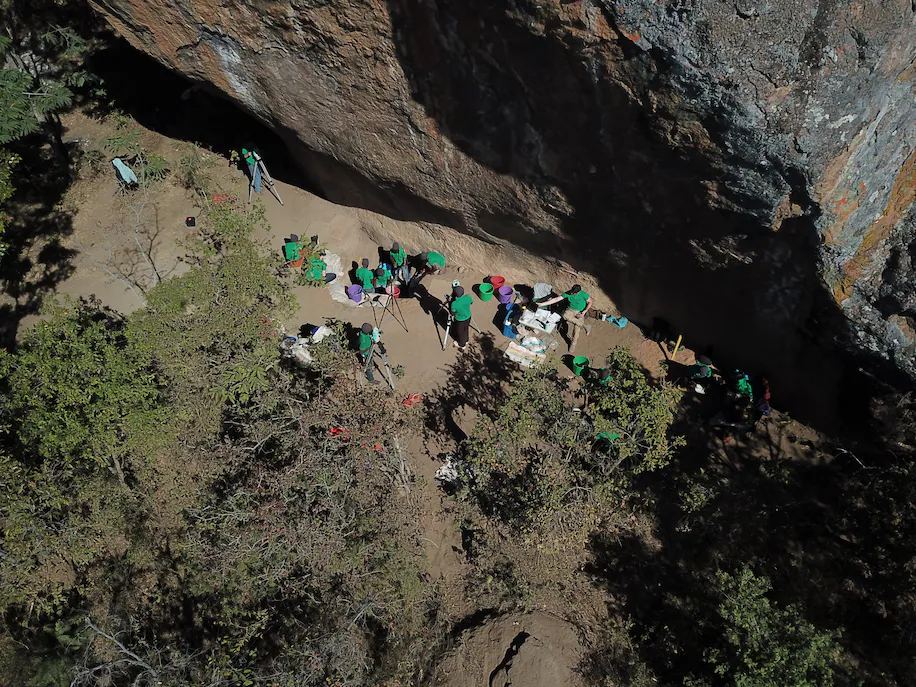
[112,158,138,185]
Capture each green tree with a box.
[589,346,685,480]
[704,567,837,687]
[0,297,165,484]
[0,35,73,146]
[0,148,16,258]
[454,350,683,599]
[0,298,170,612]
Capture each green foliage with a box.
[0,25,94,146]
[454,350,681,597]
[102,124,170,185]
[0,148,16,258]
[705,567,837,687]
[0,57,72,144]
[131,201,293,425]
[463,350,681,531]
[0,298,165,476]
[177,367,437,684]
[289,242,329,288]
[141,151,169,182]
[589,347,685,479]
[0,298,170,610]
[176,144,216,196]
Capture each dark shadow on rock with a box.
[85,38,312,193]
[377,0,857,433]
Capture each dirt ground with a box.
[10,111,828,685]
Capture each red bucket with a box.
[390,286,401,299]
[489,275,505,290]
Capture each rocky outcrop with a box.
[92,0,915,417]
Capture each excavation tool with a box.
[364,332,397,391]
[373,291,409,333]
[247,150,284,205]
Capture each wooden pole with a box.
[671,334,683,360]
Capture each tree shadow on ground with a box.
[424,332,518,443]
[582,383,916,686]
[0,134,80,347]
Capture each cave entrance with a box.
[85,36,308,190]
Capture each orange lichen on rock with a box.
[832,147,916,303]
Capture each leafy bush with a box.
[0,297,165,481]
[131,200,293,428]
[0,298,169,610]
[0,148,16,258]
[0,35,73,144]
[703,567,837,687]
[463,350,681,530]
[453,350,682,602]
[176,144,216,196]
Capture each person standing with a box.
[241,147,262,193]
[358,323,379,384]
[448,285,473,350]
[389,242,408,283]
[538,284,592,352]
[355,258,374,291]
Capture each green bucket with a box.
[572,356,590,376]
[477,283,494,301]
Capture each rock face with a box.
[93,0,915,415]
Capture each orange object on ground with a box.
[329,425,351,440]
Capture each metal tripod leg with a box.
[393,293,408,332]
[257,159,284,205]
[442,314,453,350]
[377,348,397,391]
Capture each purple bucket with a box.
[496,285,514,304]
[347,284,364,302]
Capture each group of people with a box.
[351,244,446,298]
[350,242,604,382]
[353,244,454,382]
[685,355,772,433]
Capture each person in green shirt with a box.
[355,258,374,291]
[357,322,379,384]
[373,267,391,293]
[389,242,408,283]
[283,238,304,262]
[448,285,473,349]
[537,284,592,352]
[690,355,713,380]
[407,250,446,295]
[425,251,446,271]
[241,147,261,193]
[305,256,327,283]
